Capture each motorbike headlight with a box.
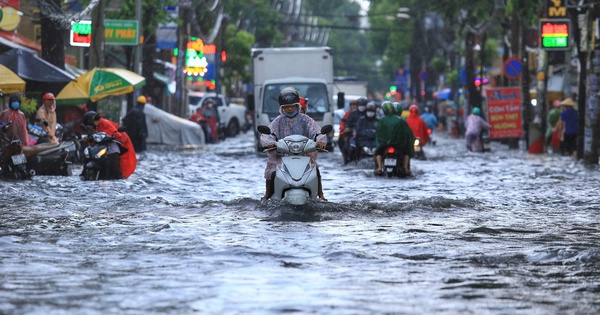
[95,148,107,159]
[414,139,420,146]
[285,140,306,154]
[84,147,91,158]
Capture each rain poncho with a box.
[260,104,326,180]
[420,112,438,131]
[95,118,137,178]
[354,115,378,148]
[0,108,28,145]
[376,114,415,157]
[35,104,58,144]
[406,112,430,146]
[122,104,148,152]
[464,114,491,152]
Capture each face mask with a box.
[358,106,366,112]
[284,109,298,118]
[10,102,20,110]
[366,111,375,118]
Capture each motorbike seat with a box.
[23,142,61,158]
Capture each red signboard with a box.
[486,87,523,139]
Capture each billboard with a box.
[486,87,523,139]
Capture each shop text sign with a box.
[70,20,139,47]
[486,87,523,139]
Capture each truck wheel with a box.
[226,119,240,137]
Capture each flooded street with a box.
[1,130,599,315]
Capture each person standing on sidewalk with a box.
[35,93,58,144]
[557,97,578,157]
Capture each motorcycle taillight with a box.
[387,147,395,154]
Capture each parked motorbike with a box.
[382,145,411,178]
[59,121,86,163]
[24,142,74,176]
[25,123,76,176]
[258,124,332,205]
[81,132,123,180]
[0,121,30,180]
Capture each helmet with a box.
[356,97,368,107]
[472,107,481,115]
[136,95,147,104]
[366,101,377,111]
[409,104,419,113]
[43,93,55,100]
[395,103,403,115]
[382,101,395,115]
[8,94,21,103]
[83,111,100,126]
[278,87,300,105]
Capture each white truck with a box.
[187,91,249,137]
[249,47,337,151]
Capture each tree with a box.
[221,25,254,96]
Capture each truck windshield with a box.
[263,83,330,114]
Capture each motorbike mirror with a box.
[257,125,271,135]
[320,125,333,134]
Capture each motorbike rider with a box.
[83,111,137,179]
[260,87,327,201]
[465,107,491,152]
[351,101,379,162]
[406,104,430,146]
[374,102,415,176]
[35,93,58,144]
[420,106,438,132]
[339,99,357,164]
[342,97,368,162]
[0,94,28,145]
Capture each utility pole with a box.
[134,0,143,76]
[89,0,104,68]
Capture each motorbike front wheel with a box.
[83,168,100,181]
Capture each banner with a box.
[486,87,523,139]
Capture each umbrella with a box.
[0,64,25,94]
[56,67,146,105]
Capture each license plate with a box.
[384,158,396,166]
[11,153,26,165]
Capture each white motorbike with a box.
[258,124,332,205]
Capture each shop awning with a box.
[0,30,41,53]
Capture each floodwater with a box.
[1,130,599,315]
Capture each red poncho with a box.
[406,112,430,146]
[0,108,29,145]
[95,118,137,178]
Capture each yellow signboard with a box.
[547,0,567,18]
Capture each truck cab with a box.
[250,47,335,152]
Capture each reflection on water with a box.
[1,131,599,314]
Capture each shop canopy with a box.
[0,64,26,94]
[0,48,75,83]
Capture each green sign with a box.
[70,20,139,47]
[540,19,570,50]
[105,20,139,45]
